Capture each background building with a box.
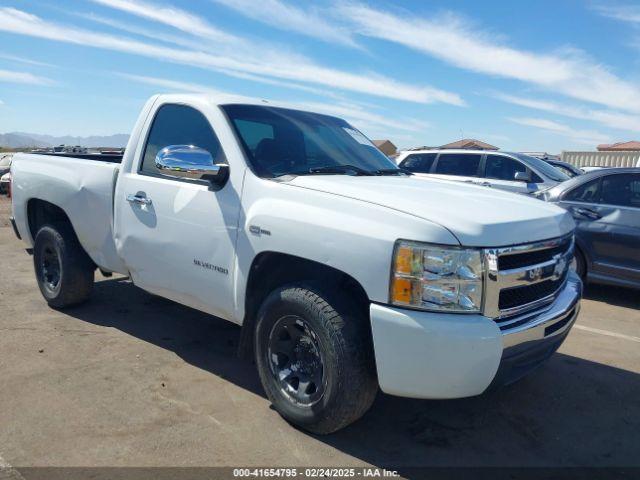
[372,139,397,156]
[562,140,640,168]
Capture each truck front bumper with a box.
[370,271,582,399]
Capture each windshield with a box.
[512,153,569,182]
[222,104,399,178]
[0,156,12,167]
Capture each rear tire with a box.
[33,224,95,308]
[254,284,378,434]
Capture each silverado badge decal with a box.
[193,259,228,275]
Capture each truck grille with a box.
[499,277,564,310]
[497,236,572,271]
[483,234,574,322]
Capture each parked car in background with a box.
[396,149,570,195]
[0,172,10,196]
[10,93,581,433]
[0,154,12,177]
[544,159,582,178]
[581,166,607,173]
[536,168,640,289]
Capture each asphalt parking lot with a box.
[0,196,639,473]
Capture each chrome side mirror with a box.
[514,170,532,182]
[155,145,225,181]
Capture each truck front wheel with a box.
[255,285,378,434]
[33,224,95,308]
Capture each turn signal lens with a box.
[391,277,413,304]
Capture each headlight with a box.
[390,240,484,313]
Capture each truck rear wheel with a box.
[33,224,95,308]
[254,284,378,434]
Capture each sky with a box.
[0,0,640,153]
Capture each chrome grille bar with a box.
[482,234,574,320]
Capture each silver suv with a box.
[396,149,569,194]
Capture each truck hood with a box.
[289,175,574,247]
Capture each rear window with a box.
[399,153,436,173]
[434,154,481,177]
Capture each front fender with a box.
[232,174,459,322]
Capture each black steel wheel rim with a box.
[41,244,61,293]
[267,315,326,406]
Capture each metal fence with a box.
[561,151,640,168]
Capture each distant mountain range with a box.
[0,132,129,148]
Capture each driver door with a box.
[483,154,535,194]
[115,103,242,321]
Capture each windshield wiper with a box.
[308,165,374,176]
[373,168,412,176]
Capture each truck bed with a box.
[31,152,123,163]
[11,153,128,274]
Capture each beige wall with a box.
[561,151,640,168]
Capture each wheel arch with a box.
[573,236,591,272]
[27,198,74,242]
[238,251,371,359]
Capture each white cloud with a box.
[0,68,55,86]
[492,92,640,133]
[211,0,359,48]
[91,0,238,44]
[117,73,229,95]
[592,3,640,24]
[0,7,463,107]
[339,4,640,113]
[509,117,610,145]
[77,12,207,51]
[119,72,429,134]
[0,52,54,67]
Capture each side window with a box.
[564,178,601,204]
[485,155,527,181]
[601,174,640,208]
[141,104,225,176]
[399,153,436,173]
[434,154,481,177]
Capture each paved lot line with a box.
[574,324,640,343]
[0,454,25,480]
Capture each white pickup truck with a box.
[10,94,581,433]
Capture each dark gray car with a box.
[537,168,640,289]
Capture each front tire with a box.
[571,247,587,280]
[255,285,378,434]
[33,224,95,308]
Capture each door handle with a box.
[480,182,492,187]
[126,193,152,206]
[574,207,601,220]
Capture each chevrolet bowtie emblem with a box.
[526,266,543,281]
